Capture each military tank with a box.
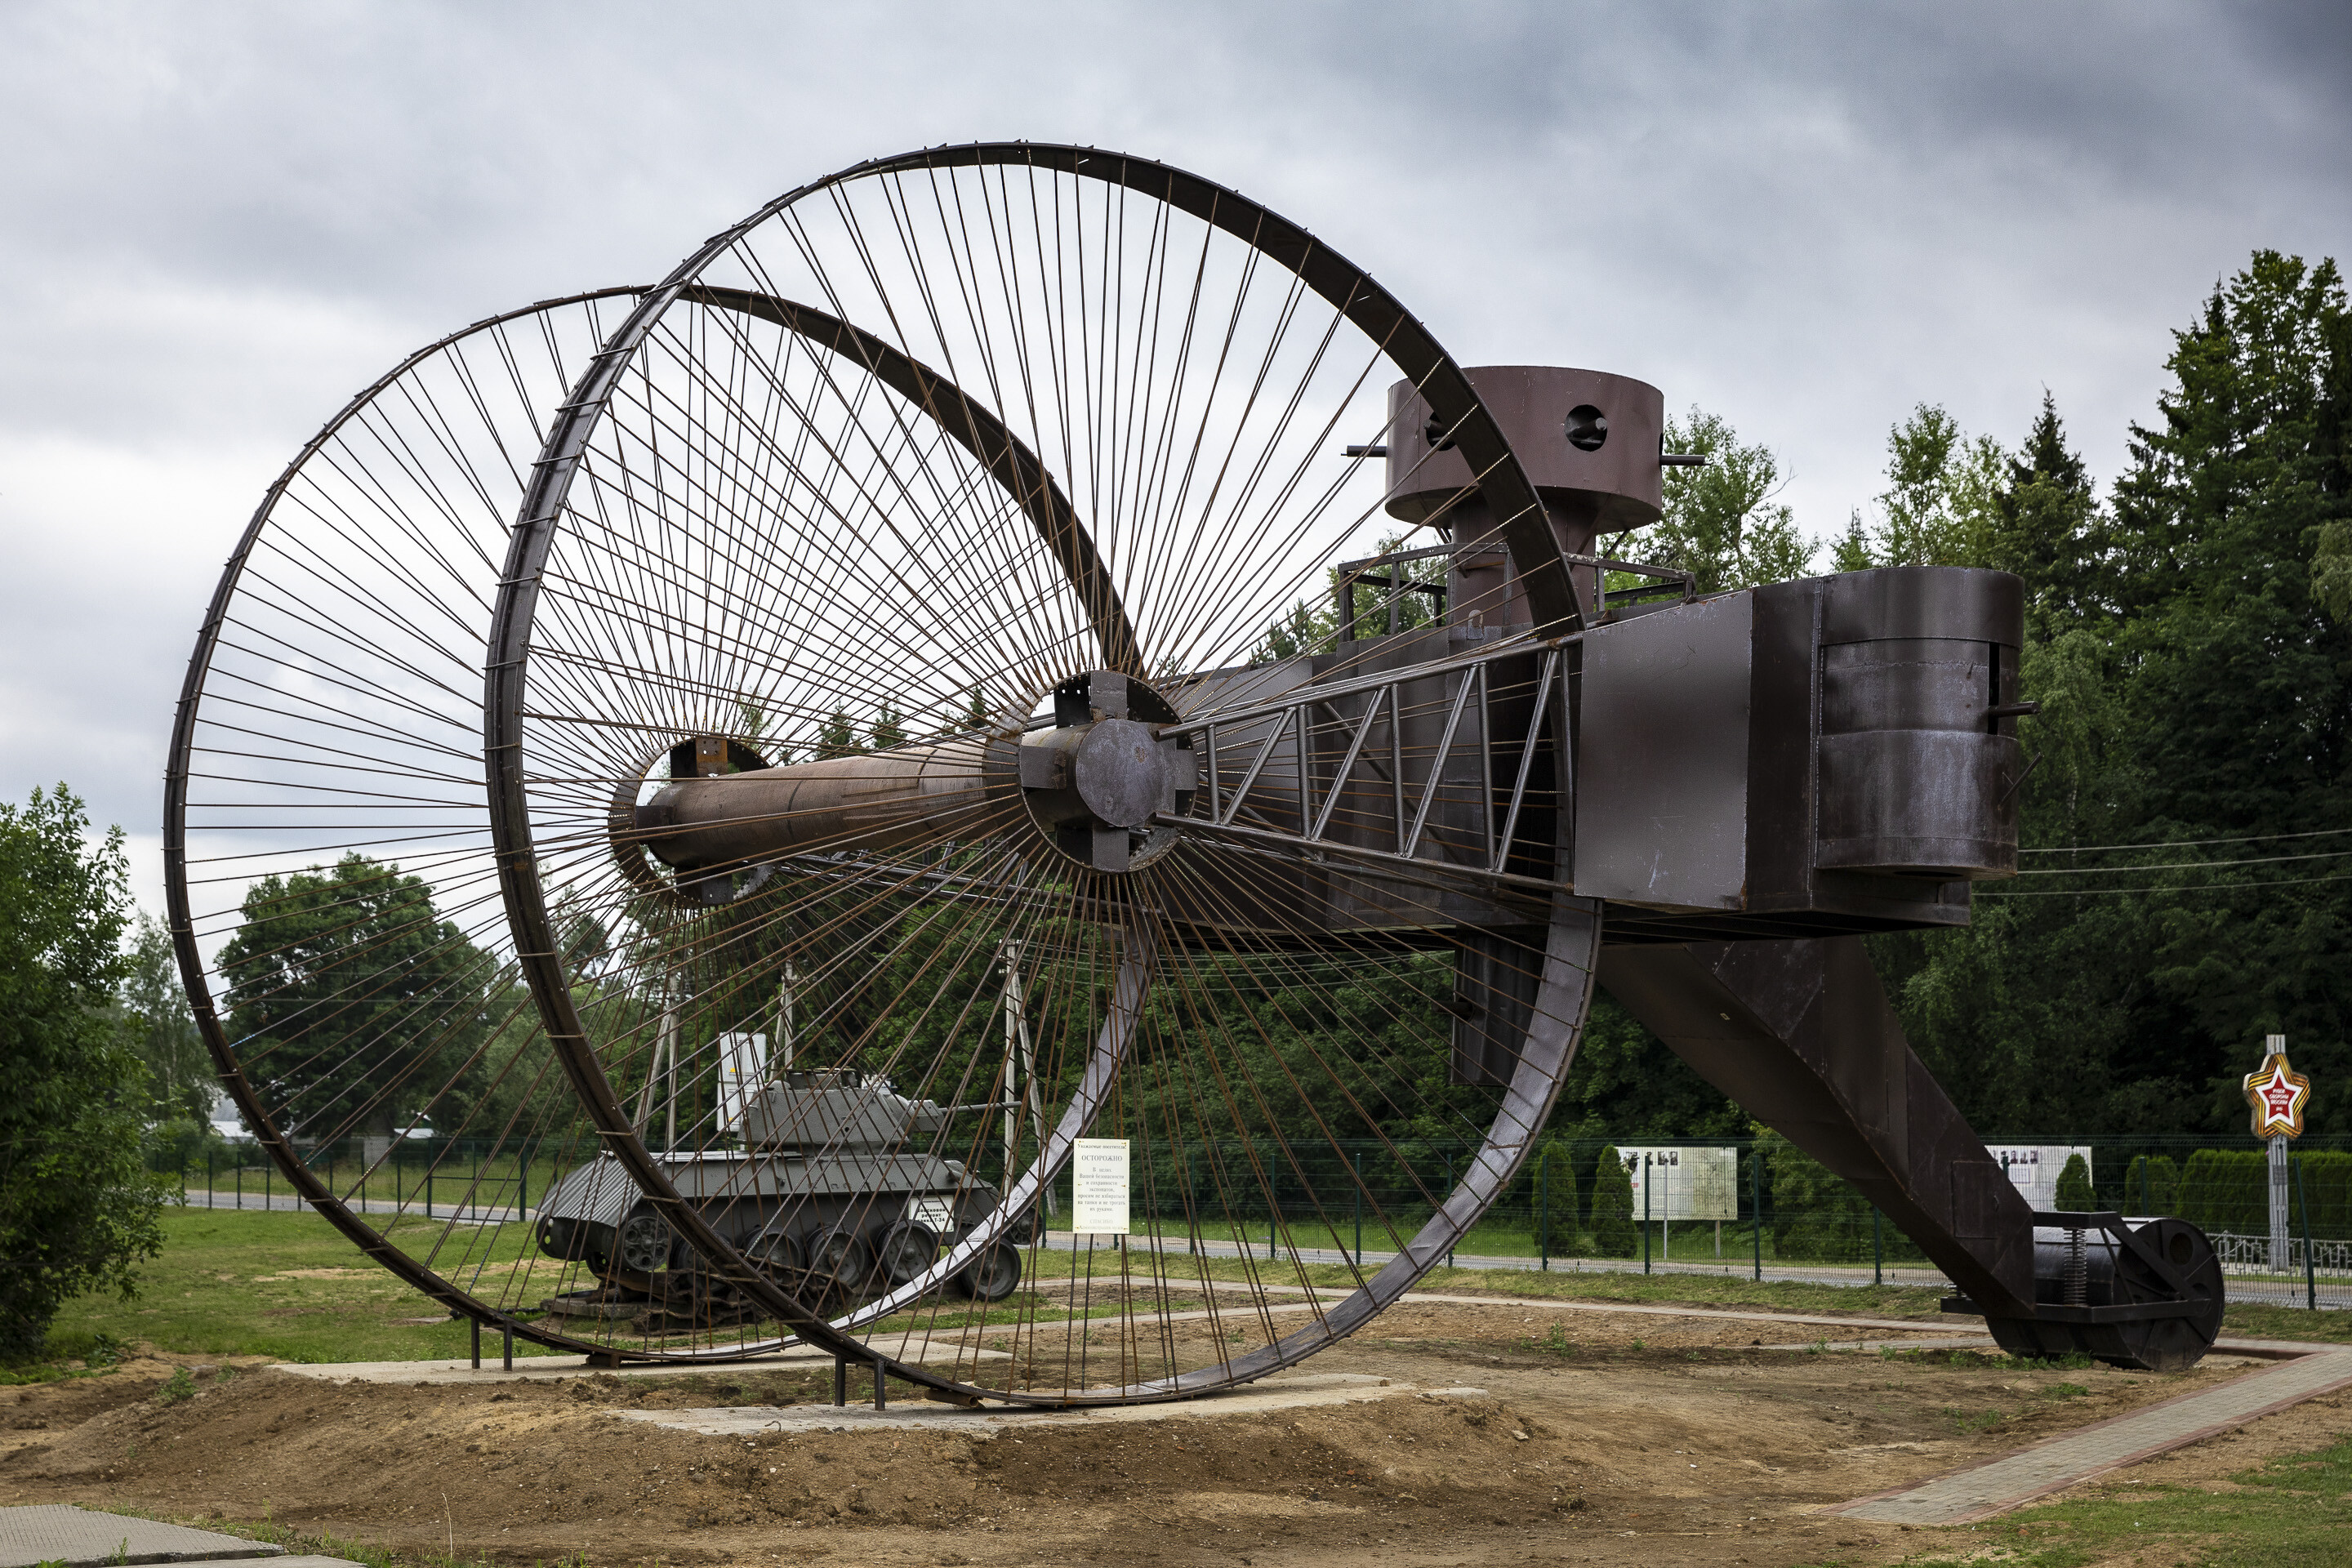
[533,1068,1026,1331]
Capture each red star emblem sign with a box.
[2243,1052,2311,1138]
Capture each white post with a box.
[2270,1129,2292,1275]
[777,960,798,1072]
[662,998,679,1153]
[1000,939,1023,1193]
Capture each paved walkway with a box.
[0,1505,354,1568]
[1838,1346,2352,1525]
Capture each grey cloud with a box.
[2,0,2346,900]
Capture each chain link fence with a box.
[154,1129,2352,1309]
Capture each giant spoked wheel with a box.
[163,286,1157,1363]
[162,289,696,1359]
[488,143,1606,1401]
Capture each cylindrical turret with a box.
[1386,366,1668,626]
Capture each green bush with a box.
[1535,1141,1580,1251]
[39,1327,122,1367]
[2123,1154,2181,1215]
[1588,1149,1635,1257]
[0,786,172,1363]
[2055,1152,2095,1210]
[154,1367,194,1405]
[2179,1150,2267,1236]
[1760,1129,1878,1262]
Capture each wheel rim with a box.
[163,288,696,1360]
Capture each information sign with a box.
[715,1031,767,1131]
[1610,1146,1738,1220]
[1984,1145,2091,1210]
[1071,1137,1131,1234]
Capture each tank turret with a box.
[740,1069,947,1150]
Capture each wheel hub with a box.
[1018,670,1196,871]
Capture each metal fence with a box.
[158,1130,2352,1309]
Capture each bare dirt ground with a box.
[0,1300,2323,1568]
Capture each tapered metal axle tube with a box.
[630,737,997,878]
[623,671,1200,891]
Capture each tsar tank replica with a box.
[534,1068,1025,1331]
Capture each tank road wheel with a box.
[875,1222,942,1288]
[951,1245,1023,1304]
[617,1212,675,1275]
[808,1229,875,1298]
[482,140,1602,1401]
[746,1229,802,1272]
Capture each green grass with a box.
[1892,1432,2352,1568]
[1104,1213,1926,1269]
[56,1204,2352,1376]
[43,1208,568,1364]
[2219,1298,2352,1343]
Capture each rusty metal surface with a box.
[1573,592,1754,911]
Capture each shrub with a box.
[2055,1152,2095,1210]
[0,786,171,1363]
[1588,1149,1636,1257]
[2178,1150,2266,1236]
[1759,1129,1877,1262]
[2123,1154,2180,1215]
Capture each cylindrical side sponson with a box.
[632,737,1002,872]
[1814,567,2027,880]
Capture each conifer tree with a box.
[2055,1153,2096,1211]
[1588,1149,1636,1257]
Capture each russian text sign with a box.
[1071,1138,1130,1234]
[1610,1146,1738,1220]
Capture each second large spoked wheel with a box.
[488,142,1600,1401]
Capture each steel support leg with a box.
[1598,936,2037,1317]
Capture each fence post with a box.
[236,1156,242,1210]
[1352,1150,1363,1267]
[1442,1151,1457,1270]
[264,1152,271,1211]
[1873,1207,1883,1286]
[1268,1167,1278,1261]
[1751,1146,1762,1282]
[2296,1152,2319,1312]
[206,1148,214,1209]
[519,1141,528,1218]
[1185,1150,1196,1255]
[1642,1158,1652,1276]
[1539,1148,1550,1272]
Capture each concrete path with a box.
[0,1505,355,1568]
[617,1371,1485,1437]
[270,1330,1010,1384]
[1837,1346,2352,1525]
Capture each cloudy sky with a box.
[3,0,2347,911]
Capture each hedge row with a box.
[2171,1149,2352,1239]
